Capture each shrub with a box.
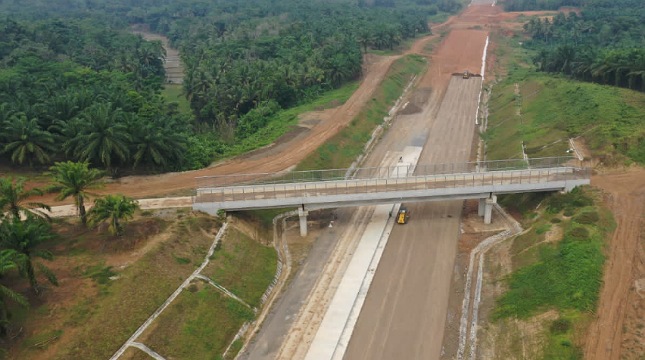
[546,188,592,214]
[563,208,575,217]
[536,223,551,235]
[550,218,562,223]
[568,227,589,240]
[550,318,571,334]
[574,211,599,224]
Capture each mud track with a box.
[585,168,645,360]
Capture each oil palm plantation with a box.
[47,161,104,225]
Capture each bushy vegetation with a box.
[495,187,614,358]
[546,187,593,214]
[497,189,602,318]
[517,0,645,92]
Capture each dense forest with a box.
[0,0,461,174]
[510,0,645,91]
[502,0,581,11]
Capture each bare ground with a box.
[585,167,645,360]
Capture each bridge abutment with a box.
[299,207,309,237]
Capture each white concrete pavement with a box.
[304,146,422,360]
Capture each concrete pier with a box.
[298,207,308,237]
[484,195,497,224]
[478,198,486,217]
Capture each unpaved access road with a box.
[585,167,645,360]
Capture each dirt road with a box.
[584,168,645,360]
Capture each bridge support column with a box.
[478,198,486,217]
[298,207,309,237]
[484,195,497,225]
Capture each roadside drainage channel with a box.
[305,146,422,360]
[456,204,522,360]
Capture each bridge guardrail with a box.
[195,166,591,204]
[195,156,583,189]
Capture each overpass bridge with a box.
[193,157,590,236]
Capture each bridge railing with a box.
[195,166,591,204]
[195,156,581,189]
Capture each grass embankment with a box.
[8,213,219,359]
[136,227,277,359]
[138,287,253,360]
[201,228,277,307]
[484,35,645,164]
[297,54,427,171]
[9,211,277,359]
[494,188,615,358]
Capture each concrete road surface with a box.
[344,77,482,360]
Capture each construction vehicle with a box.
[396,206,410,224]
[452,70,482,79]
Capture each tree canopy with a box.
[516,0,645,91]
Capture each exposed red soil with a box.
[585,167,645,360]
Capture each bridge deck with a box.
[194,167,590,211]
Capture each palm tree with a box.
[0,177,50,219]
[72,103,131,173]
[47,161,104,225]
[131,120,187,170]
[0,249,28,336]
[88,195,139,236]
[2,113,56,166]
[0,216,58,295]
